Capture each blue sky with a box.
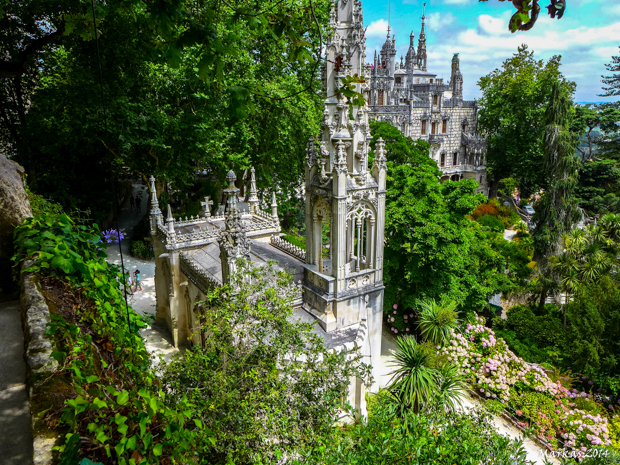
[363,0,620,103]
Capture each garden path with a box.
[0,300,32,465]
[504,228,517,241]
[104,182,179,365]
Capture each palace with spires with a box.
[150,0,386,418]
[368,5,488,192]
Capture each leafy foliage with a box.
[3,0,330,219]
[478,45,576,197]
[300,402,530,464]
[417,299,459,346]
[477,215,506,233]
[376,120,531,319]
[159,260,369,464]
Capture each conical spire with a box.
[417,2,427,71]
[166,204,175,235]
[248,167,259,213]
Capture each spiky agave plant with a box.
[417,299,459,346]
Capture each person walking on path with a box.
[135,195,141,213]
[124,271,134,296]
[134,270,142,292]
[129,195,135,211]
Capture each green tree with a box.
[531,81,581,308]
[160,260,369,464]
[601,46,620,98]
[576,159,620,216]
[2,0,329,219]
[478,45,576,198]
[374,120,531,319]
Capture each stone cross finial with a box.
[201,196,213,218]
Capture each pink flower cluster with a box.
[442,315,611,453]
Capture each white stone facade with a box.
[368,13,488,193]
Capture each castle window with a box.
[377,90,384,105]
[433,95,438,105]
[462,123,467,132]
[395,77,402,84]
[442,119,447,133]
[430,79,434,84]
[431,122,437,135]
[453,152,458,165]
[421,120,427,135]
[440,153,445,167]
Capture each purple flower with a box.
[101,229,124,244]
[588,381,594,385]
[393,304,398,310]
[393,310,397,314]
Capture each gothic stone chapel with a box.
[150,0,390,414]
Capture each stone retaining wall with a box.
[20,260,60,465]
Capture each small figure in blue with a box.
[133,270,142,292]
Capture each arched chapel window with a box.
[421,120,427,135]
[440,153,445,167]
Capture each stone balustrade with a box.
[270,235,306,262]
[179,251,221,293]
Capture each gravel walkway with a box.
[104,183,178,365]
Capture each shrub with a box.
[506,304,566,348]
[477,215,505,232]
[508,391,563,448]
[130,239,154,260]
[301,403,530,464]
[283,233,306,250]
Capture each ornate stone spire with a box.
[451,53,463,101]
[417,2,427,71]
[219,169,250,283]
[166,204,176,243]
[148,175,163,234]
[248,167,259,214]
[405,31,417,74]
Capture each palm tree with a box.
[388,336,438,414]
[417,299,458,345]
[434,364,467,412]
[387,336,467,415]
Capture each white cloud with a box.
[419,11,620,102]
[427,12,456,31]
[366,19,389,39]
[477,13,511,35]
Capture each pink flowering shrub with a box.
[442,315,612,453]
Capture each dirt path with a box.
[0,300,32,465]
[104,183,178,364]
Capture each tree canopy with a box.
[478,45,576,198]
[369,121,531,320]
[1,0,329,219]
